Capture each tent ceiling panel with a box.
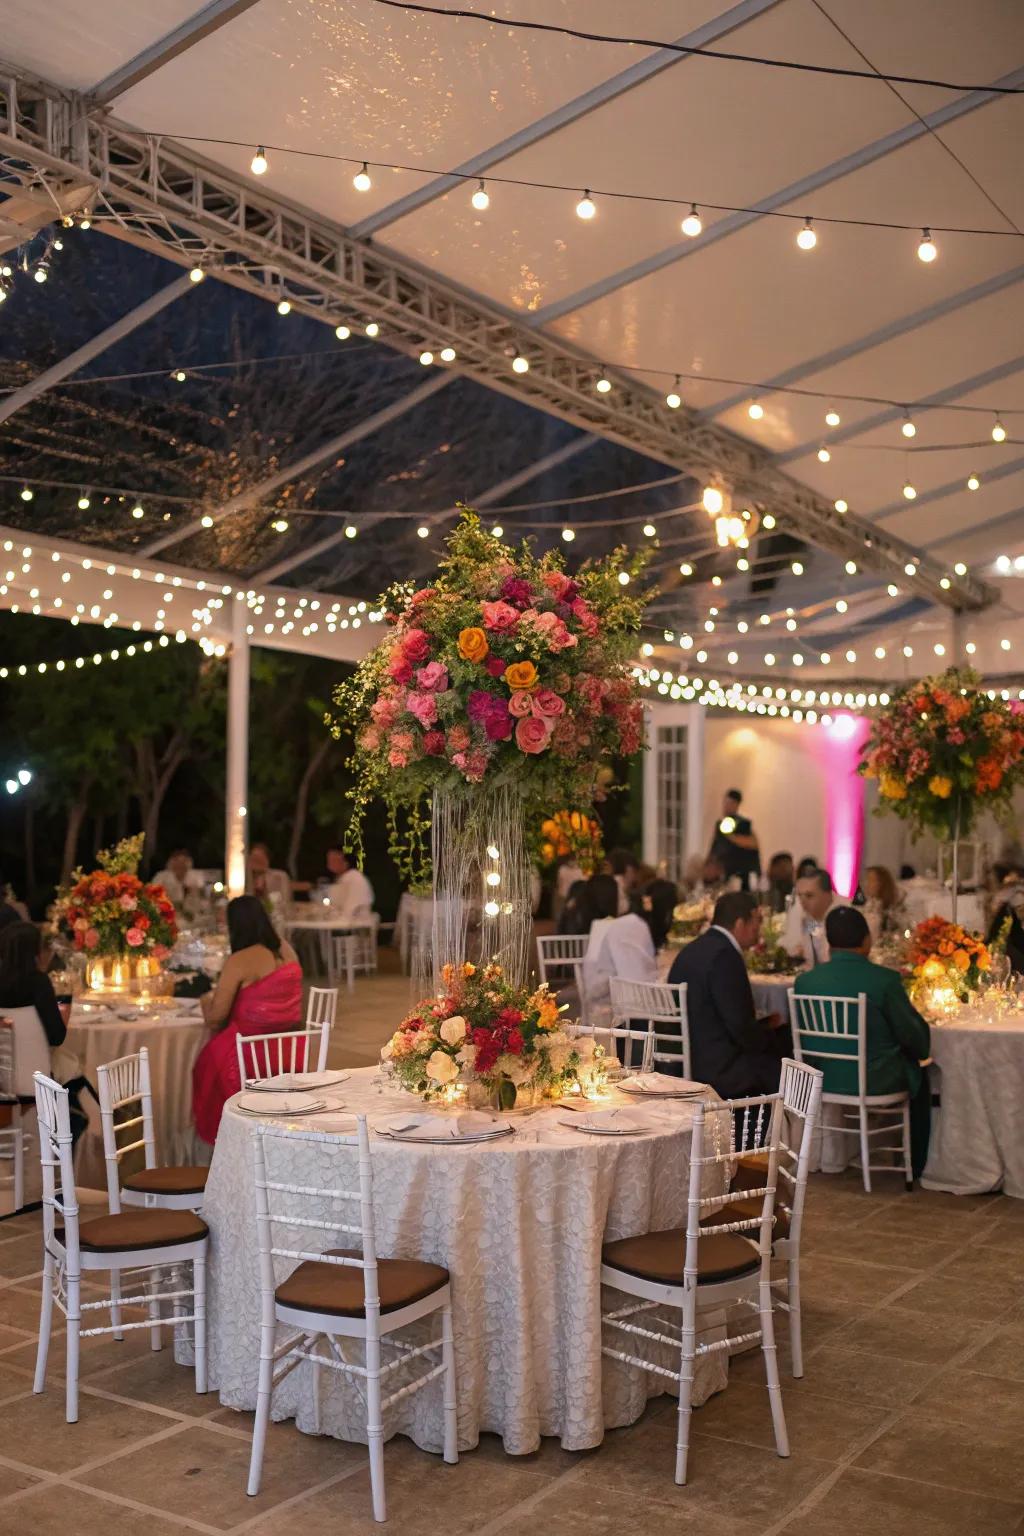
[0,0,202,91]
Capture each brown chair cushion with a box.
[123,1165,209,1197]
[276,1249,449,1318]
[58,1209,208,1253]
[602,1228,760,1286]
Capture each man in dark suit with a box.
[667,890,789,1096]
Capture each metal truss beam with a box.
[350,0,781,240]
[0,61,993,613]
[0,270,195,424]
[90,0,264,106]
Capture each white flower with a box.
[425,1050,459,1085]
[574,1035,597,1061]
[456,1043,477,1070]
[439,1014,468,1046]
[380,1040,394,1061]
[495,1053,532,1087]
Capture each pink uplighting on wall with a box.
[813,713,871,898]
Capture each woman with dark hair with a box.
[862,865,903,941]
[0,921,67,1050]
[581,874,659,1028]
[192,896,302,1144]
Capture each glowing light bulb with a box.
[748,399,764,420]
[561,527,575,542]
[271,517,289,533]
[575,190,596,221]
[666,378,682,409]
[491,526,503,539]
[33,264,48,284]
[903,483,917,500]
[679,563,693,577]
[817,446,831,463]
[419,350,434,366]
[77,492,90,510]
[967,473,980,491]
[365,321,380,337]
[19,486,32,502]
[834,499,848,514]
[471,179,490,211]
[762,513,776,530]
[902,414,916,439]
[702,486,724,516]
[845,560,857,575]
[836,599,848,613]
[189,266,204,283]
[887,583,899,597]
[791,560,804,575]
[875,646,886,659]
[681,204,702,238]
[845,650,857,663]
[966,641,976,655]
[335,324,351,340]
[417,525,429,538]
[643,523,656,537]
[440,346,457,362]
[953,561,967,575]
[173,368,187,382]
[200,514,214,528]
[917,228,937,262]
[277,298,291,315]
[825,407,841,427]
[250,146,268,176]
[796,218,817,251]
[353,162,372,193]
[131,504,144,520]
[992,418,1007,443]
[511,355,529,374]
[345,524,357,539]
[595,372,612,394]
[618,572,630,586]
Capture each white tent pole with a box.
[225,600,250,896]
[0,273,197,426]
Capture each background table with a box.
[67,1002,209,1189]
[901,883,985,932]
[922,1002,1024,1197]
[197,1067,730,1455]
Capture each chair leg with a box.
[147,1270,163,1351]
[441,1305,458,1465]
[193,1253,207,1394]
[674,1301,697,1486]
[787,1259,803,1379]
[109,1269,124,1342]
[858,1105,872,1194]
[13,1117,24,1211]
[247,1319,277,1497]
[902,1101,914,1189]
[33,1250,55,1393]
[309,1335,322,1435]
[65,1271,81,1424]
[365,1331,387,1522]
[759,1272,790,1458]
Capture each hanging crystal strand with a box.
[481,784,531,990]
[430,785,532,993]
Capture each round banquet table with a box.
[67,1001,209,1189]
[195,1066,730,1455]
[922,1002,1024,1198]
[748,973,799,1017]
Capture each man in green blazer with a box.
[793,905,931,1178]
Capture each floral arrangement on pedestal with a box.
[538,810,604,875]
[860,667,1024,838]
[906,916,990,1012]
[744,911,795,976]
[52,834,178,992]
[381,961,602,1109]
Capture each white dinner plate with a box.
[236,1091,328,1116]
[243,1071,349,1092]
[377,1126,515,1144]
[618,1074,707,1099]
[564,1121,644,1136]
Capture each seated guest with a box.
[766,851,795,914]
[796,856,821,879]
[782,868,841,964]
[582,876,657,1029]
[0,920,67,1055]
[192,896,302,1145]
[323,845,375,923]
[987,864,1024,973]
[153,848,194,908]
[794,905,931,1177]
[246,843,292,906]
[861,864,904,942]
[667,892,791,1096]
[605,848,640,915]
[559,870,620,936]
[636,877,678,950]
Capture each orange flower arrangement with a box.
[907,915,990,1002]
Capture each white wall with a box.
[702,718,829,871]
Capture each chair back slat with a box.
[683,1090,784,1284]
[788,991,868,1098]
[236,1023,330,1085]
[0,1021,14,1101]
[778,1059,824,1243]
[608,978,692,1079]
[96,1047,157,1213]
[33,1072,79,1268]
[305,986,338,1034]
[536,934,588,988]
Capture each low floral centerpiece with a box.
[53,834,178,997]
[745,911,794,976]
[538,810,604,875]
[906,915,990,1014]
[671,896,713,942]
[381,961,603,1109]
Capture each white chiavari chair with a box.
[326,934,357,995]
[32,1072,208,1422]
[235,1023,331,1086]
[97,1047,209,1213]
[306,984,339,1033]
[536,934,588,990]
[789,990,912,1192]
[0,1021,24,1212]
[247,1119,457,1520]
[600,1085,790,1485]
[608,978,692,1078]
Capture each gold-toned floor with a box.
[1,960,1023,1533]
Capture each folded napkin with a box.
[623,1073,707,1096]
[579,1108,650,1132]
[386,1111,510,1140]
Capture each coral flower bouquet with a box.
[53,833,178,964]
[907,916,990,1011]
[381,961,600,1109]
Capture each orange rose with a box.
[504,660,538,690]
[953,949,970,972]
[458,627,489,663]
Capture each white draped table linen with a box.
[67,1003,209,1188]
[194,1066,730,1455]
[901,883,985,932]
[922,1004,1024,1197]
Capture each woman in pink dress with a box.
[192,896,303,1145]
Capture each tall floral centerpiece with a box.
[860,667,1024,919]
[53,834,178,996]
[332,510,647,988]
[907,916,990,1014]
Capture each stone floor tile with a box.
[783,1466,1023,1534]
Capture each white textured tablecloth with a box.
[922,1006,1024,1197]
[67,1004,209,1189]
[197,1067,729,1454]
[748,974,798,1017]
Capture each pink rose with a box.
[422,730,446,756]
[125,927,145,948]
[507,690,534,718]
[454,749,488,782]
[577,673,609,712]
[480,600,519,633]
[515,716,554,755]
[542,570,578,602]
[391,730,415,752]
[407,691,438,728]
[152,943,170,961]
[415,661,449,692]
[388,748,410,768]
[410,588,436,607]
[532,688,566,718]
[84,928,100,950]
[403,628,431,663]
[525,609,576,652]
[119,893,138,911]
[371,694,402,728]
[570,597,599,637]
